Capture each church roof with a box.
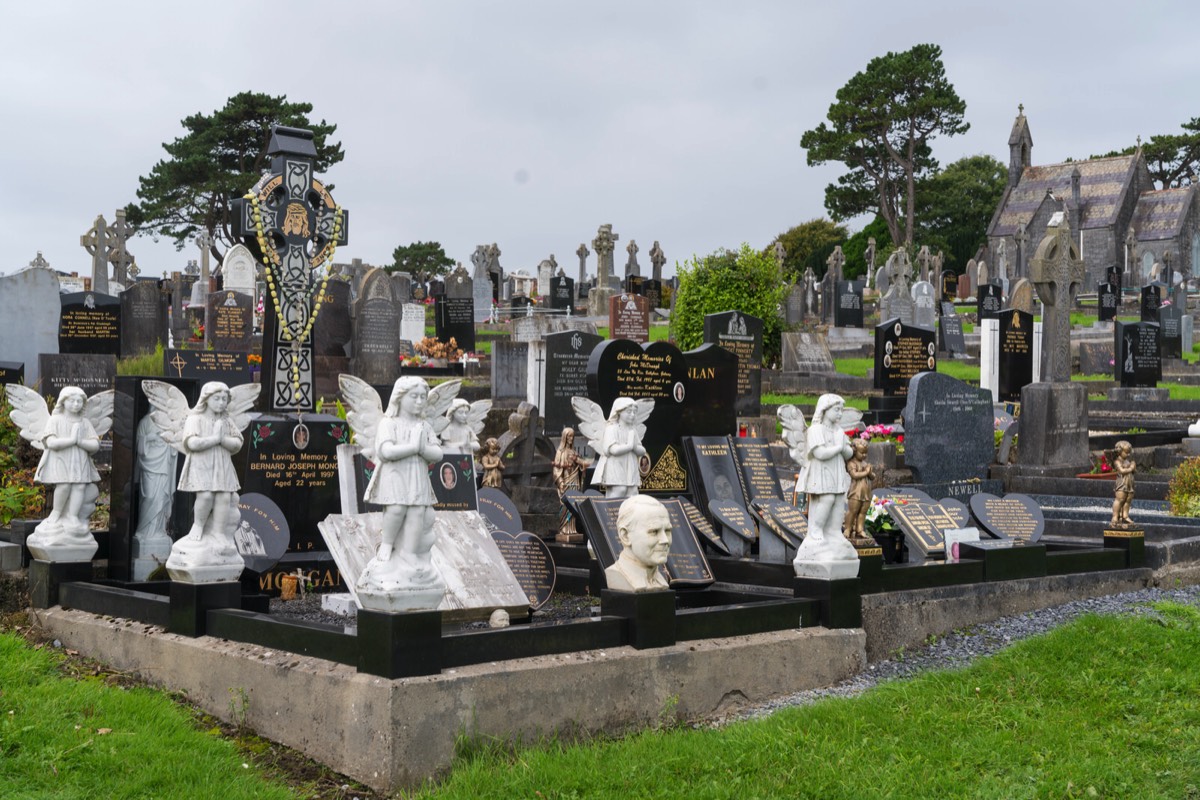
[1131,186,1194,241]
[990,155,1138,237]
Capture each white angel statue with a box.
[339,374,460,597]
[571,396,654,499]
[6,384,114,561]
[440,397,492,456]
[141,380,260,581]
[777,395,863,575]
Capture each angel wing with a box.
[4,384,50,449]
[466,399,492,437]
[83,390,116,439]
[338,374,384,460]
[570,397,606,451]
[226,384,261,432]
[776,404,808,469]
[629,398,655,442]
[425,379,462,436]
[141,380,191,454]
[839,407,864,432]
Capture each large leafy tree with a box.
[126,91,344,260]
[1091,117,1200,189]
[771,218,848,281]
[800,43,968,249]
[670,244,788,365]
[914,154,1007,270]
[390,241,455,284]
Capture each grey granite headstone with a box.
[911,281,936,330]
[119,280,167,357]
[491,339,529,400]
[390,272,413,305]
[781,332,834,373]
[351,297,401,385]
[902,372,994,484]
[879,280,914,326]
[785,283,806,325]
[1078,341,1114,376]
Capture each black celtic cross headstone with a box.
[231,126,348,412]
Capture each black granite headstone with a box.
[205,291,255,352]
[968,493,1044,544]
[833,280,864,328]
[683,436,748,522]
[1159,303,1183,359]
[435,296,476,352]
[874,318,937,396]
[938,304,966,355]
[731,437,784,504]
[1106,266,1123,296]
[886,501,968,560]
[313,280,352,357]
[0,361,25,386]
[679,344,738,439]
[235,414,346,553]
[997,309,1034,402]
[1097,283,1119,322]
[902,372,994,484]
[550,275,576,314]
[163,349,255,387]
[544,330,603,435]
[703,310,763,416]
[977,283,1001,321]
[1115,321,1161,388]
[38,353,116,397]
[642,279,663,310]
[587,339,690,494]
[477,487,523,534]
[625,275,645,295]
[59,291,120,355]
[579,496,715,588]
[119,281,167,358]
[1140,285,1161,322]
[489,530,555,609]
[940,270,957,304]
[510,295,533,315]
[674,497,729,555]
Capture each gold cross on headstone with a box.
[169,352,187,377]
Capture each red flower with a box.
[896,434,904,443]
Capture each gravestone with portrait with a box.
[703,310,763,416]
[609,292,650,343]
[205,291,255,352]
[1115,321,1161,387]
[902,372,994,484]
[435,264,475,352]
[977,283,1002,321]
[543,330,603,435]
[682,436,749,528]
[119,280,167,357]
[874,319,936,396]
[1098,282,1119,322]
[998,309,1034,402]
[0,267,60,389]
[834,280,864,328]
[911,281,937,329]
[59,291,120,355]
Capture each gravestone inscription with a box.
[902,372,994,483]
[543,330,603,435]
[874,319,936,396]
[1115,321,1161,388]
[352,297,401,386]
[683,436,749,525]
[977,283,1002,321]
[1098,283,1119,322]
[969,493,1044,544]
[834,280,864,328]
[38,354,116,397]
[1141,285,1161,322]
[205,291,255,352]
[782,332,835,373]
[1159,303,1184,359]
[938,304,966,355]
[59,291,120,355]
[489,530,554,609]
[679,344,738,440]
[163,348,255,386]
[998,309,1034,402]
[703,310,763,416]
[609,292,650,343]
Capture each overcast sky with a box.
[3,2,1196,282]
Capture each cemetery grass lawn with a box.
[419,604,1200,799]
[0,629,360,800]
[834,357,981,384]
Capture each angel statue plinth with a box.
[142,380,261,583]
[340,374,462,612]
[7,385,114,562]
[571,396,654,499]
[778,395,861,580]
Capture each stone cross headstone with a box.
[230,125,348,412]
[917,246,932,282]
[80,214,111,295]
[625,240,640,278]
[865,237,877,288]
[1014,223,1029,280]
[576,242,590,285]
[471,245,493,321]
[826,245,845,284]
[820,267,837,325]
[192,230,214,307]
[801,266,819,320]
[587,224,619,316]
[107,208,137,286]
[771,240,785,271]
[29,251,51,271]
[1029,219,1084,382]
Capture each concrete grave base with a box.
[34,608,864,793]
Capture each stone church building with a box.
[987,107,1200,290]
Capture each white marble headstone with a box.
[221,244,258,295]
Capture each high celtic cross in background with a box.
[232,126,348,412]
[1029,214,1084,383]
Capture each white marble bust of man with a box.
[605,494,672,592]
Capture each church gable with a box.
[1131,186,1195,242]
[990,156,1138,238]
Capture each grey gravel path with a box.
[716,583,1200,726]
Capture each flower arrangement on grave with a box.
[402,337,465,367]
[864,495,904,537]
[1090,452,1114,475]
[247,353,262,367]
[845,423,905,454]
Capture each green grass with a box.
[115,344,165,377]
[417,604,1200,799]
[0,632,297,799]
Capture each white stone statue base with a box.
[26,522,98,563]
[165,532,245,583]
[793,558,861,580]
[357,584,448,613]
[792,530,860,579]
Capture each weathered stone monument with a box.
[587,224,619,317]
[231,126,347,412]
